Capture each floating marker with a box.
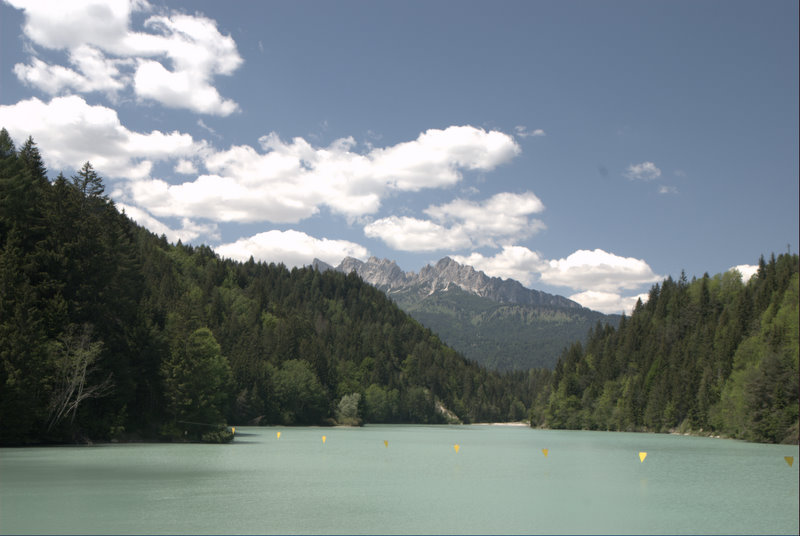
[384,440,388,448]
[277,431,281,439]
[454,444,460,453]
[542,448,549,457]
[639,452,647,463]
[322,435,327,444]
[785,456,794,467]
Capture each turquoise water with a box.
[1,425,797,534]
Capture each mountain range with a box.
[313,256,619,371]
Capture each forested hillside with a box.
[535,253,799,444]
[401,285,615,371]
[329,255,616,371]
[0,130,535,444]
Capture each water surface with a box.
[1,425,797,534]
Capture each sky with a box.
[1,0,797,314]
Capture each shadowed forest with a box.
[1,129,796,445]
[0,131,535,444]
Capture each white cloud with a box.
[0,97,519,228]
[215,230,369,268]
[366,125,520,191]
[567,290,648,315]
[118,203,219,243]
[730,264,758,281]
[8,0,243,115]
[364,192,545,252]
[541,248,662,292]
[127,174,319,223]
[424,191,545,237]
[625,161,661,181]
[174,159,197,174]
[514,125,546,138]
[134,58,238,116]
[449,246,661,314]
[13,46,130,97]
[7,0,137,50]
[364,217,471,251]
[0,96,204,179]
[658,185,678,194]
[133,125,520,224]
[452,246,547,287]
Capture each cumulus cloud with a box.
[127,174,318,223]
[174,159,197,174]
[131,125,519,224]
[118,203,219,243]
[625,161,661,181]
[541,248,662,292]
[215,230,370,268]
[13,46,130,98]
[366,126,520,191]
[730,264,758,281]
[450,246,661,314]
[452,246,547,287]
[364,191,545,252]
[658,185,678,194]
[567,290,648,315]
[364,217,470,251]
[0,96,204,179]
[8,0,242,115]
[0,97,519,227]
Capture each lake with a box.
[1,425,797,534]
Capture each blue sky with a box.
[1,0,797,313]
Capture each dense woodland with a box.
[2,129,796,446]
[399,285,616,371]
[535,252,799,444]
[0,130,535,444]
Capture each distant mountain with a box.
[316,256,619,371]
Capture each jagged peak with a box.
[337,256,365,271]
[332,254,584,310]
[310,258,334,272]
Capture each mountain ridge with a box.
[313,256,618,371]
[317,255,584,310]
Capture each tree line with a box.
[0,129,535,444]
[534,252,798,444]
[3,128,795,446]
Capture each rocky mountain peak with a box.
[332,256,583,310]
[311,258,335,272]
[337,256,408,291]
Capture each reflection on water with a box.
[1,426,798,535]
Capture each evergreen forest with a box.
[399,284,617,371]
[0,130,535,444]
[535,253,799,444]
[2,129,796,446]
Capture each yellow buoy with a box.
[542,448,549,457]
[785,456,794,467]
[639,452,647,463]
[277,431,281,439]
[454,444,460,453]
[322,435,327,444]
[384,440,388,448]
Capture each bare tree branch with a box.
[47,324,114,432]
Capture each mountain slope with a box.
[539,254,799,444]
[324,256,618,371]
[0,134,535,444]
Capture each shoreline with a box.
[471,421,529,427]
